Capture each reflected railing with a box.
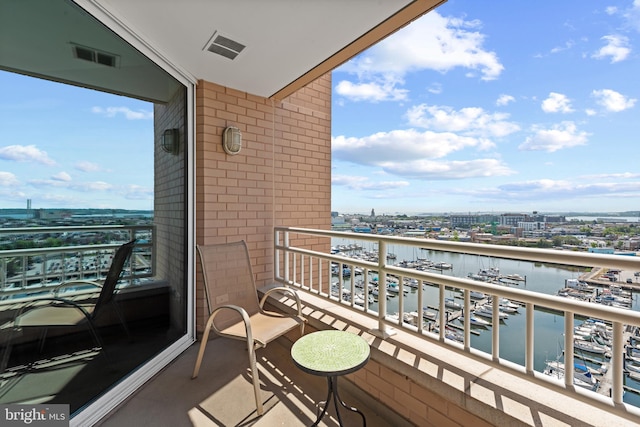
[274,226,640,417]
[0,225,154,301]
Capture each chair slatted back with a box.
[196,241,261,330]
[92,239,136,317]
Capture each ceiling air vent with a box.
[205,33,245,60]
[71,43,119,68]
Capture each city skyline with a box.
[2,2,640,214]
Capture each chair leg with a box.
[247,343,264,416]
[192,316,215,379]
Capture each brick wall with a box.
[195,75,332,331]
[154,86,187,330]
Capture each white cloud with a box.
[75,161,102,172]
[427,83,443,94]
[550,40,575,54]
[91,106,153,120]
[591,35,631,63]
[496,94,515,106]
[332,175,410,191]
[541,92,574,113]
[71,181,112,192]
[334,80,408,102]
[0,145,55,165]
[623,1,640,31]
[496,179,640,200]
[121,184,153,200]
[51,172,72,182]
[519,121,589,152]
[406,104,520,138]
[381,158,514,179]
[591,89,636,112]
[333,128,514,180]
[333,129,488,163]
[335,11,503,102]
[0,171,19,186]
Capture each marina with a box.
[331,237,640,405]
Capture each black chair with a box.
[1,239,136,372]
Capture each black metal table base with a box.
[311,375,366,427]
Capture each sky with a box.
[2,2,640,215]
[0,73,154,211]
[331,0,640,215]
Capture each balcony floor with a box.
[98,336,396,427]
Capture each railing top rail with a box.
[0,225,152,234]
[278,242,640,326]
[276,227,640,272]
[0,243,136,257]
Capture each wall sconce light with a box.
[161,128,180,155]
[222,126,242,155]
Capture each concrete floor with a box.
[98,337,397,427]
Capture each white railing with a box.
[274,226,640,417]
[0,225,154,298]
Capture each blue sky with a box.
[2,1,640,215]
[332,1,640,215]
[0,73,154,210]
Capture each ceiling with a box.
[0,0,446,102]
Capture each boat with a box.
[574,338,608,355]
[421,307,437,320]
[433,262,452,270]
[493,302,517,314]
[459,314,490,327]
[497,298,520,311]
[473,305,508,320]
[469,290,485,299]
[445,297,462,310]
[544,360,599,391]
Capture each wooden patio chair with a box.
[192,240,306,415]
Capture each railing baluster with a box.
[464,290,471,351]
[525,302,534,374]
[492,293,499,362]
[564,312,575,388]
[612,321,624,404]
[438,284,446,341]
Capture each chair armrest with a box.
[259,286,303,318]
[207,304,255,345]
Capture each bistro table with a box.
[291,330,370,426]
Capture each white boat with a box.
[459,314,490,326]
[544,361,599,391]
[485,300,517,314]
[433,262,452,270]
[498,298,520,311]
[421,307,437,320]
[474,305,508,320]
[469,290,485,299]
[445,297,462,310]
[574,338,608,354]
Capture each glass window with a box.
[0,0,187,416]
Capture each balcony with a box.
[4,226,640,426]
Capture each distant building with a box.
[35,209,72,220]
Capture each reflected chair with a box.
[1,239,136,372]
[192,240,306,415]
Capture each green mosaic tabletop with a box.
[291,330,370,376]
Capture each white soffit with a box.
[94,0,427,98]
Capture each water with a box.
[331,237,639,403]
